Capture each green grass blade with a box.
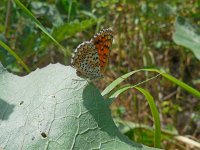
[109,85,133,99]
[67,0,72,22]
[103,68,200,99]
[0,40,30,73]
[161,72,200,99]
[109,74,160,98]
[109,85,161,148]
[141,68,200,99]
[14,0,70,56]
[101,69,143,96]
[135,87,161,148]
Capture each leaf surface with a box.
[173,16,200,60]
[0,63,157,150]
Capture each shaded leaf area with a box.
[0,64,157,150]
[173,16,200,60]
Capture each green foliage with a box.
[103,68,200,99]
[103,68,200,148]
[0,0,102,72]
[14,0,68,55]
[114,118,178,148]
[1,0,200,149]
[134,87,161,148]
[0,40,30,72]
[173,16,200,60]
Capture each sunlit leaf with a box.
[173,16,200,60]
[0,63,157,150]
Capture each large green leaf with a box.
[0,63,157,150]
[172,16,200,60]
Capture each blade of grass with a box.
[67,0,72,22]
[142,68,200,99]
[14,0,70,56]
[115,118,178,136]
[109,85,161,148]
[0,40,30,73]
[103,68,200,99]
[101,69,143,96]
[135,87,161,148]
[109,74,161,98]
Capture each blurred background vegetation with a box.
[0,0,200,149]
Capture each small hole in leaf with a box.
[48,95,55,98]
[41,132,47,138]
[20,101,24,105]
[32,136,35,140]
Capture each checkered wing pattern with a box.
[71,28,113,80]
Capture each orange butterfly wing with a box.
[92,28,113,73]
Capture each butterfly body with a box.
[71,28,113,80]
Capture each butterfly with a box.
[71,28,113,80]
